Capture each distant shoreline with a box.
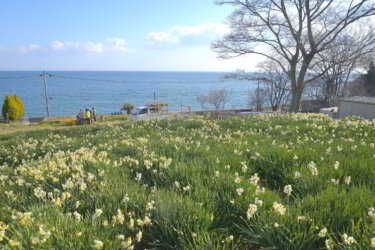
[1,108,274,123]
[0,71,255,117]
[0,70,257,74]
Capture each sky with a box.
[0,1,260,72]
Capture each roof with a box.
[339,96,375,104]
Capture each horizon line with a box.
[0,69,256,73]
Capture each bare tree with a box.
[309,31,375,106]
[196,94,208,110]
[281,90,291,111]
[213,0,375,112]
[248,84,267,111]
[206,89,232,110]
[257,61,290,111]
[225,61,290,111]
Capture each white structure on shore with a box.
[320,107,338,119]
[338,96,375,119]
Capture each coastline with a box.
[0,71,256,118]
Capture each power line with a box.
[0,75,37,80]
[0,72,237,84]
[49,74,230,84]
[50,74,131,83]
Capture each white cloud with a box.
[106,38,126,47]
[148,31,180,45]
[78,42,105,53]
[50,41,105,53]
[51,40,65,50]
[171,22,229,36]
[148,22,229,45]
[19,44,41,53]
[106,38,131,52]
[50,38,131,53]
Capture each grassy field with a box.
[0,113,374,249]
[0,114,129,135]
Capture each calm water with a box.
[0,71,256,117]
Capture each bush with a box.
[66,120,77,126]
[2,95,24,120]
[122,103,134,114]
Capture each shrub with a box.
[66,120,77,126]
[2,95,24,120]
[122,103,134,114]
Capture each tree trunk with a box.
[290,60,311,112]
[289,88,296,112]
[292,86,304,112]
[288,62,298,112]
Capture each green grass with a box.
[0,114,129,135]
[0,113,375,249]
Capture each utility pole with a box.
[256,80,260,112]
[154,91,156,101]
[39,70,51,117]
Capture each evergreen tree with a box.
[365,62,375,85]
[365,62,375,95]
[2,95,24,120]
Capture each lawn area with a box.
[0,114,129,135]
[0,113,374,249]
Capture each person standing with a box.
[92,107,96,122]
[88,109,91,125]
[83,109,88,125]
[78,110,84,125]
[86,109,92,125]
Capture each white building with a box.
[338,96,375,119]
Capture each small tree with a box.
[206,89,232,110]
[248,87,267,112]
[225,66,290,111]
[121,103,134,114]
[196,95,208,110]
[254,61,290,111]
[2,95,24,121]
[309,32,375,106]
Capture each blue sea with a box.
[0,71,256,118]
